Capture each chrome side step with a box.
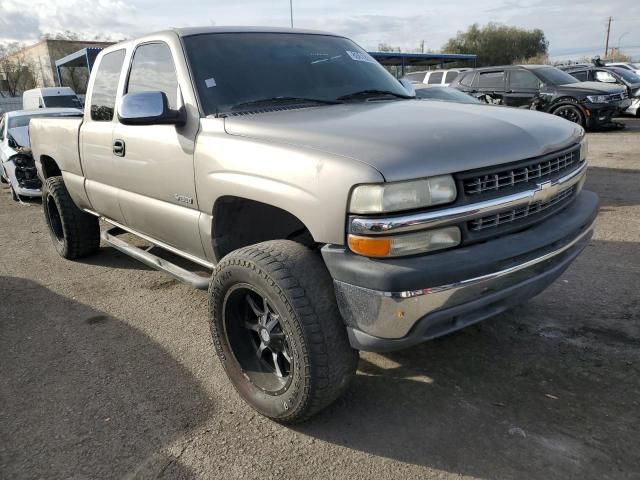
[101,227,210,290]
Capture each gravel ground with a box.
[1,119,639,480]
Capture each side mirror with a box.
[399,78,416,97]
[118,91,185,126]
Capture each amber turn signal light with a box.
[347,235,392,258]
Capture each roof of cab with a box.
[96,26,344,58]
[171,26,340,37]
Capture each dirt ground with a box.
[1,119,639,480]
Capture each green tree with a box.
[442,22,548,67]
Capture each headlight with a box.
[349,175,457,214]
[579,136,588,162]
[586,95,610,103]
[348,226,461,258]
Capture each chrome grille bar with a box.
[349,161,587,236]
[464,149,581,195]
[469,186,576,231]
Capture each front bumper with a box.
[624,97,640,116]
[323,190,599,352]
[583,101,629,126]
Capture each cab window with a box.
[509,70,540,89]
[459,72,476,87]
[570,70,590,82]
[427,72,444,84]
[127,43,179,109]
[90,49,126,121]
[445,71,459,84]
[478,71,505,89]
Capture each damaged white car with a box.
[1,109,81,201]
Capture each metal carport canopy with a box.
[368,51,478,76]
[54,47,103,87]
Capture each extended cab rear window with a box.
[90,49,126,121]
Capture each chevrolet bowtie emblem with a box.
[531,180,558,204]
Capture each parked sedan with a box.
[606,62,640,75]
[413,84,481,104]
[559,65,640,117]
[1,109,81,201]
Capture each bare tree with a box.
[0,43,37,97]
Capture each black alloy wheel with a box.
[553,104,585,126]
[223,285,293,393]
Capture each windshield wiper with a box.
[231,96,341,110]
[337,89,413,101]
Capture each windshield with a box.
[183,33,409,115]
[609,67,640,83]
[8,112,80,129]
[43,95,83,108]
[534,67,580,85]
[414,86,480,103]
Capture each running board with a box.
[101,227,210,290]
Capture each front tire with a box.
[209,240,358,423]
[552,101,586,127]
[43,176,100,259]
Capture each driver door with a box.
[112,41,205,259]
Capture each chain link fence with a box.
[0,97,24,115]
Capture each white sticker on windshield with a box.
[346,51,376,64]
[205,77,217,88]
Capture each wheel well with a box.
[212,196,315,260]
[550,97,581,110]
[40,155,62,179]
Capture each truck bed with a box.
[29,117,83,178]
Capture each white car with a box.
[22,87,83,110]
[607,62,640,75]
[1,109,81,201]
[403,68,471,86]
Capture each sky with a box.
[1,0,639,60]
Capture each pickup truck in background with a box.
[29,27,599,423]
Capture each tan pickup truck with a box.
[29,27,598,423]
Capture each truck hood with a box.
[558,81,626,95]
[224,100,583,182]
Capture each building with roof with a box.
[1,39,114,94]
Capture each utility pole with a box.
[604,16,612,58]
[290,0,293,28]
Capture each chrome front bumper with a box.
[335,226,591,343]
[326,189,599,352]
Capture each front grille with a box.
[463,148,581,195]
[469,186,576,232]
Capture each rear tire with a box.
[43,176,100,259]
[209,240,358,423]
